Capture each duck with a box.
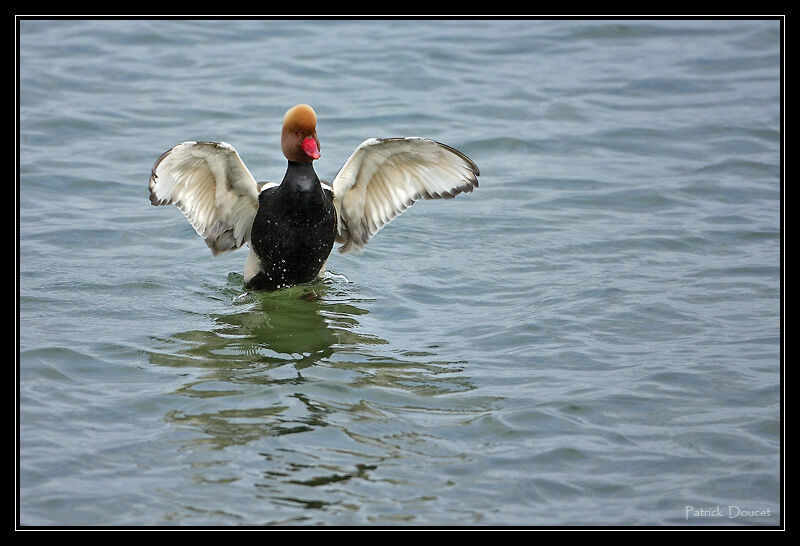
[149,104,480,290]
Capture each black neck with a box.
[284,160,317,177]
[281,160,320,194]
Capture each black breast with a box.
[246,162,337,290]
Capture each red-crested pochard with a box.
[149,104,480,290]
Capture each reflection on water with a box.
[152,275,379,370]
[148,276,481,523]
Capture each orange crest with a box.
[283,104,317,133]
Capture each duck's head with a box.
[281,104,321,163]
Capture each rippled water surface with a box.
[19,19,781,526]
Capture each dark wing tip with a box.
[148,171,161,205]
[432,139,480,178]
[373,136,480,178]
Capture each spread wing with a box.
[149,141,260,256]
[331,137,479,253]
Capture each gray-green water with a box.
[19,19,781,526]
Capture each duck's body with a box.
[149,105,480,291]
[247,161,336,290]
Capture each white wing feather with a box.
[331,137,479,253]
[149,141,260,256]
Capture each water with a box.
[19,19,781,526]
